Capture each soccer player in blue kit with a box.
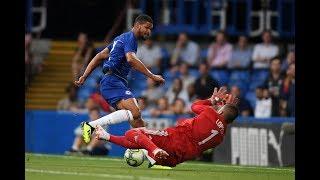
[74,14,165,143]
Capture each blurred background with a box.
[25,0,295,167]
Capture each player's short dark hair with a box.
[134,14,153,24]
[224,104,239,123]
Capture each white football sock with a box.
[89,110,134,127]
[142,149,156,165]
[71,144,79,151]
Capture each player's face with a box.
[138,22,153,40]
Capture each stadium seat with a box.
[210,70,229,86]
[229,70,250,82]
[251,69,269,81]
[189,68,200,78]
[161,48,170,60]
[245,91,257,109]
[77,88,95,102]
[82,77,98,88]
[249,79,265,91]
[200,49,208,59]
[163,69,179,81]
[129,70,145,81]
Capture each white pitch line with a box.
[27,153,123,162]
[26,169,172,180]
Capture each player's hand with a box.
[74,76,86,86]
[151,74,165,85]
[210,87,227,104]
[224,94,239,106]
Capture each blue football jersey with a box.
[103,31,138,81]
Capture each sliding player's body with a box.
[96,87,239,167]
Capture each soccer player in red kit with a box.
[95,87,239,167]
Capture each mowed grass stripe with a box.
[26,168,172,180]
[25,153,294,180]
[26,153,294,172]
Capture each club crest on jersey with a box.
[125,90,132,95]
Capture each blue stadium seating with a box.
[200,49,208,59]
[189,68,200,78]
[229,70,250,82]
[210,70,229,86]
[161,48,170,60]
[77,88,95,103]
[251,69,269,81]
[245,91,257,109]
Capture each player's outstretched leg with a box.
[81,109,134,143]
[95,125,141,149]
[125,129,169,160]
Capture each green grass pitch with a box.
[25,153,294,180]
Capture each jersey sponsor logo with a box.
[125,90,132,95]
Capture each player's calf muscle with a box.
[117,99,142,119]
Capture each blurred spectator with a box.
[186,83,197,106]
[207,30,232,68]
[263,57,285,116]
[136,37,162,74]
[65,107,110,156]
[72,32,95,80]
[141,77,165,105]
[230,85,253,117]
[178,63,196,90]
[254,87,272,118]
[137,96,151,116]
[281,51,295,72]
[149,97,173,117]
[170,98,187,115]
[165,78,189,105]
[252,30,279,69]
[280,63,295,117]
[57,83,79,111]
[170,32,200,67]
[227,36,252,69]
[194,62,220,99]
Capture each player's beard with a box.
[140,34,151,41]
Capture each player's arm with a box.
[74,47,110,86]
[126,52,165,84]
[191,99,214,115]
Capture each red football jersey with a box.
[148,99,227,167]
[187,99,227,152]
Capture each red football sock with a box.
[109,135,141,149]
[125,129,159,153]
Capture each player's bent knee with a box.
[131,119,146,128]
[131,109,141,119]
